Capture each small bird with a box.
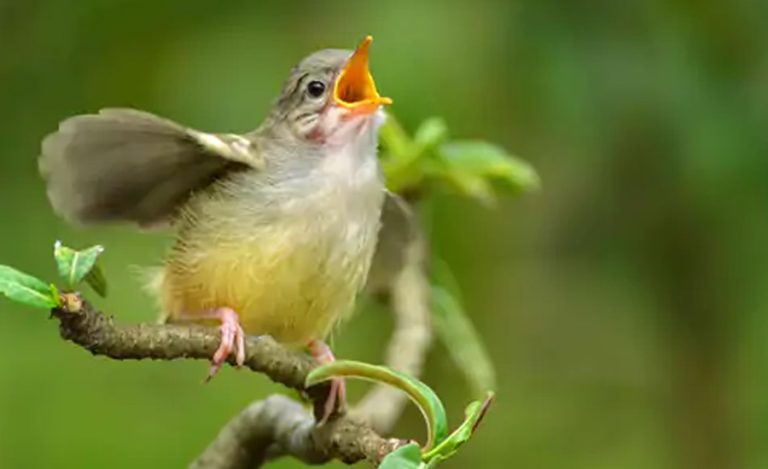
[39,36,396,421]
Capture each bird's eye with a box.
[306,80,326,98]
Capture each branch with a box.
[52,296,401,466]
[191,395,400,468]
[191,395,326,468]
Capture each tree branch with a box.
[191,395,327,468]
[191,395,401,468]
[52,296,401,466]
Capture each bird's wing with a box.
[366,192,424,293]
[39,108,264,227]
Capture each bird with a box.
[38,36,399,422]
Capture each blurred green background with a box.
[2,0,767,468]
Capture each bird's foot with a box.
[308,339,346,425]
[205,307,246,382]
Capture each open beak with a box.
[333,36,393,115]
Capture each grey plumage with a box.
[39,108,254,227]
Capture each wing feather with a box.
[39,108,261,227]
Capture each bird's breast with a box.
[158,153,385,345]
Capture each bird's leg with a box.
[184,307,245,382]
[307,339,346,424]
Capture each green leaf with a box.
[54,241,105,289]
[306,360,449,450]
[380,115,425,193]
[437,141,540,197]
[423,392,495,463]
[379,443,423,469]
[380,115,416,165]
[0,265,59,309]
[380,115,539,202]
[431,284,497,397]
[442,171,497,205]
[84,265,108,297]
[414,117,448,151]
[49,283,61,306]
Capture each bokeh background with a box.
[1,1,767,468]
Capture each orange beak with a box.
[333,36,393,115]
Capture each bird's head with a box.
[267,36,392,147]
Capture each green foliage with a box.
[53,242,108,297]
[376,395,495,468]
[0,241,108,310]
[431,285,497,397]
[438,141,539,204]
[306,359,449,450]
[0,265,59,309]
[379,443,423,469]
[423,393,495,464]
[380,115,539,204]
[84,265,108,298]
[413,117,448,151]
[428,259,496,396]
[306,360,493,467]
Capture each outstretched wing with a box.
[39,108,263,227]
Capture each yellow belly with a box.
[157,216,375,346]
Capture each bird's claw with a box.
[205,307,246,382]
[308,339,346,425]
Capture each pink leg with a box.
[203,307,246,382]
[308,339,346,424]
